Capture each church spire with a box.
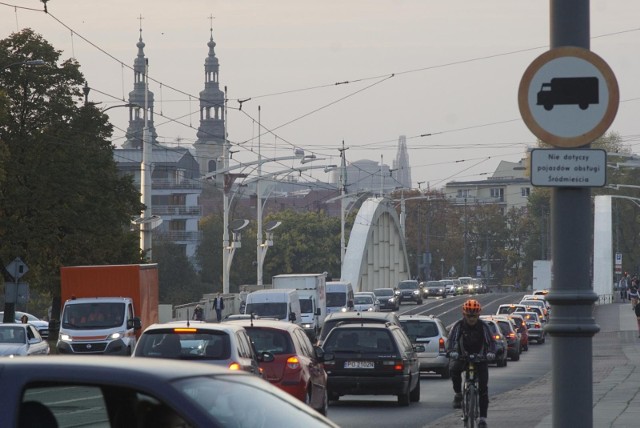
[194,19,226,176]
[123,21,158,149]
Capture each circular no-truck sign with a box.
[518,47,619,148]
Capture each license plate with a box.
[344,361,374,369]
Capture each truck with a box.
[56,264,159,355]
[536,76,599,111]
[272,273,326,339]
[533,260,553,292]
[325,281,354,314]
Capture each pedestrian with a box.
[619,272,629,302]
[212,293,224,322]
[20,314,28,324]
[192,304,204,321]
[629,277,639,311]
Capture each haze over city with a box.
[2,0,639,188]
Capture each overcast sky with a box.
[2,1,639,190]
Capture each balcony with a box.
[152,179,202,190]
[153,230,203,241]
[152,205,202,217]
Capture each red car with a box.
[226,319,329,415]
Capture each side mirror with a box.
[288,312,297,322]
[314,345,325,361]
[322,351,335,362]
[315,308,321,316]
[347,300,354,308]
[128,317,142,330]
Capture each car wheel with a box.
[417,300,423,305]
[512,350,520,362]
[440,364,451,379]
[410,378,421,402]
[503,357,508,367]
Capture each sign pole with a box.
[546,2,600,428]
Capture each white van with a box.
[244,289,302,325]
[325,281,354,314]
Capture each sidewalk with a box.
[423,302,640,428]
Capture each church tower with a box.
[193,26,226,176]
[393,135,412,189]
[123,29,158,149]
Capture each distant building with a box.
[392,135,412,189]
[443,158,531,211]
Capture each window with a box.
[490,188,504,199]
[521,187,531,197]
[456,189,470,198]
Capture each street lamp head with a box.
[324,165,338,173]
[440,258,444,262]
[24,59,45,66]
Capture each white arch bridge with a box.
[341,198,412,292]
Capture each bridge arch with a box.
[341,198,411,292]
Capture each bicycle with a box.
[460,353,485,428]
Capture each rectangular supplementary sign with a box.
[530,148,606,187]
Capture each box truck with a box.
[56,264,159,355]
[533,260,552,292]
[272,273,326,338]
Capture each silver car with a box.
[133,321,273,376]
[353,292,380,312]
[0,311,49,339]
[0,324,50,357]
[399,315,450,378]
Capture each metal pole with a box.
[256,106,263,287]
[546,2,599,427]
[222,86,230,294]
[140,58,152,260]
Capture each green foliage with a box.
[153,239,206,305]
[0,30,143,305]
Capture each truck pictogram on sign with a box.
[537,77,599,111]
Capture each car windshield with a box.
[398,282,418,290]
[496,321,512,335]
[401,320,438,341]
[354,296,373,305]
[244,328,292,355]
[323,328,395,353]
[0,326,26,343]
[373,289,393,297]
[135,329,231,360]
[245,302,288,320]
[176,375,333,428]
[326,292,346,307]
[61,302,125,329]
[426,282,441,288]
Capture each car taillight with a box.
[229,362,241,371]
[494,335,501,341]
[508,332,516,339]
[438,337,445,353]
[286,356,300,370]
[394,361,404,371]
[535,322,541,328]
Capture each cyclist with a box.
[447,299,496,428]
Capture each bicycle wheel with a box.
[465,386,477,428]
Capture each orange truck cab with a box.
[56,264,159,356]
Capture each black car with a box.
[321,322,423,406]
[373,288,400,311]
[396,280,423,304]
[317,311,400,346]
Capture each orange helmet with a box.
[462,299,482,315]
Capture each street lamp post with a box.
[2,59,45,71]
[440,258,444,279]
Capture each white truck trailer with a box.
[272,273,326,339]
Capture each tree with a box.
[0,30,143,321]
[153,239,205,305]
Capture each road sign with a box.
[5,257,28,281]
[530,148,606,187]
[615,252,622,265]
[518,47,619,148]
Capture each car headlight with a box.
[302,323,312,329]
[413,290,419,295]
[367,307,374,311]
[389,297,395,302]
[108,332,123,340]
[60,334,72,342]
[341,307,348,312]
